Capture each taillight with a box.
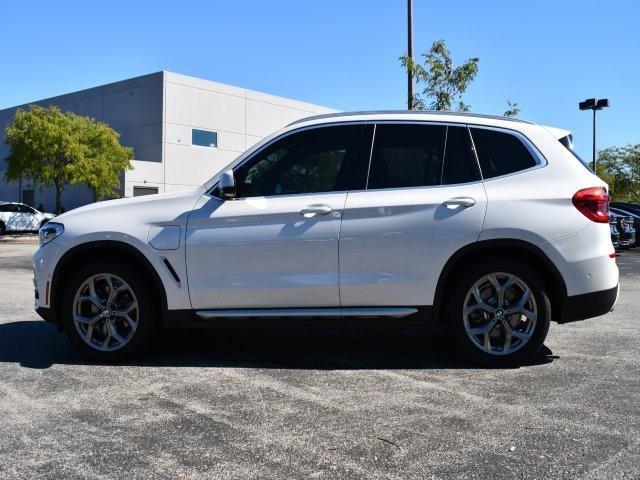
[572,187,610,223]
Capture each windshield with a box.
[559,134,593,173]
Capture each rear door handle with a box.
[442,197,476,209]
[299,204,333,217]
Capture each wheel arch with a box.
[433,239,567,323]
[50,240,168,326]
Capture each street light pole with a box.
[579,98,609,172]
[407,0,413,110]
[592,108,596,171]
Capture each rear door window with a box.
[470,128,538,179]
[442,126,481,184]
[367,124,446,189]
[366,124,481,189]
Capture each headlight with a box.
[39,222,64,246]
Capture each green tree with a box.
[503,100,521,117]
[4,105,133,212]
[5,106,83,213]
[400,39,479,111]
[70,117,133,202]
[596,144,640,202]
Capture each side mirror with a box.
[218,170,236,200]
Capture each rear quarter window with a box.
[470,128,538,179]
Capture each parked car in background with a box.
[609,212,636,249]
[32,111,620,367]
[610,217,621,249]
[611,206,640,247]
[0,202,55,235]
[611,202,640,215]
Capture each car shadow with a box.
[0,320,559,370]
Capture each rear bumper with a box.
[558,284,619,324]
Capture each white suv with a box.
[33,111,619,366]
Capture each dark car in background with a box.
[610,204,640,247]
[610,212,636,249]
[610,216,621,249]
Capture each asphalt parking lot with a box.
[1,239,639,480]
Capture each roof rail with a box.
[288,110,531,127]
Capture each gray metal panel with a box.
[131,144,162,162]
[120,123,163,147]
[103,82,163,129]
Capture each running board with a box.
[195,307,418,320]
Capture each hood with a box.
[52,185,207,242]
[55,185,205,223]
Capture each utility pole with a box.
[407,0,414,110]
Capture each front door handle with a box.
[442,197,476,209]
[299,204,333,217]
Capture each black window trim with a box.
[207,121,369,200]
[467,124,548,182]
[361,120,484,192]
[204,120,548,197]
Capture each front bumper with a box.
[559,284,619,324]
[620,231,636,248]
[35,306,57,325]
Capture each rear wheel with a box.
[0,222,5,236]
[61,259,158,361]
[446,258,551,367]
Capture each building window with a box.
[133,186,159,197]
[192,129,218,148]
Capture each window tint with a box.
[470,128,538,179]
[192,129,218,147]
[17,204,35,213]
[0,205,7,212]
[367,124,446,189]
[235,125,360,197]
[442,126,481,184]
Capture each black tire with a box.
[0,222,5,236]
[445,257,551,368]
[61,259,159,361]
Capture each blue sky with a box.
[1,0,638,159]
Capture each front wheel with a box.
[61,259,158,361]
[446,258,551,367]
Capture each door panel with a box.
[186,192,347,309]
[185,123,363,310]
[339,183,487,307]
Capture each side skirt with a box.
[163,306,433,327]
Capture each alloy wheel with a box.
[462,272,537,356]
[72,273,139,352]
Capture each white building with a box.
[0,71,335,211]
